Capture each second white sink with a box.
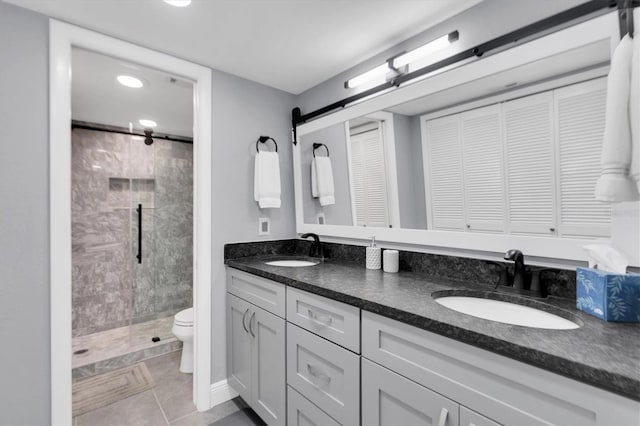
[435,296,580,330]
[265,260,319,267]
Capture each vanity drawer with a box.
[226,268,285,317]
[287,323,360,425]
[286,287,360,353]
[287,386,340,426]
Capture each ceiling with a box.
[5,0,482,94]
[72,48,194,137]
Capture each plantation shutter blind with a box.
[554,78,610,238]
[460,104,506,233]
[503,92,557,236]
[349,125,389,227]
[424,115,465,230]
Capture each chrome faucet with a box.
[504,249,525,290]
[301,233,324,258]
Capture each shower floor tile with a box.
[73,316,179,377]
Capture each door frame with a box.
[49,20,212,424]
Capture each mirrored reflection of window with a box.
[346,119,389,227]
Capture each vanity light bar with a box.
[392,31,459,68]
[344,31,458,89]
[344,63,392,89]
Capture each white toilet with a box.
[172,307,194,373]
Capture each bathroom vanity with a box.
[226,255,640,426]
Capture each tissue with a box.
[583,244,628,274]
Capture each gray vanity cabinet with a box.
[227,270,286,425]
[362,358,459,426]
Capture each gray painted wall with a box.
[210,70,296,382]
[410,115,427,229]
[295,0,588,113]
[393,113,424,229]
[0,2,51,424]
[300,123,353,226]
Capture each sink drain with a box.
[74,348,89,355]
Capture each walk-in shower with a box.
[70,47,194,380]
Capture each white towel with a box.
[595,34,639,202]
[312,157,335,206]
[254,151,281,209]
[630,27,640,194]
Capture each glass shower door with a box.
[129,136,161,347]
[129,136,194,347]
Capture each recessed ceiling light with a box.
[117,75,144,88]
[164,0,191,7]
[139,119,157,128]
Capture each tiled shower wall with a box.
[72,127,193,337]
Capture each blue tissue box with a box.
[576,267,640,323]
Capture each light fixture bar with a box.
[344,63,391,89]
[392,31,459,69]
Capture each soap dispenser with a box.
[366,236,382,270]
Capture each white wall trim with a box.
[210,379,240,407]
[49,20,213,425]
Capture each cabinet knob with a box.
[550,227,556,232]
[466,224,471,229]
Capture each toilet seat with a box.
[174,307,194,326]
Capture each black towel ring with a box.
[312,143,330,158]
[256,136,278,153]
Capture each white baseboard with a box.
[210,379,239,408]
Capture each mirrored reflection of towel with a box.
[595,34,639,202]
[312,157,335,206]
[630,23,640,194]
[254,151,281,209]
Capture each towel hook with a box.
[256,136,278,153]
[312,143,330,158]
[619,0,639,38]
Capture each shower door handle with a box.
[136,203,142,264]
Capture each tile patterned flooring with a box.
[73,316,181,380]
[74,350,260,426]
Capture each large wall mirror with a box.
[293,11,640,266]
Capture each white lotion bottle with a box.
[366,236,382,270]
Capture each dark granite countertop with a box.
[226,256,640,402]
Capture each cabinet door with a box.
[424,114,466,231]
[460,104,506,233]
[362,358,459,426]
[503,91,557,236]
[251,305,286,425]
[553,78,610,238]
[460,406,501,426]
[227,293,252,403]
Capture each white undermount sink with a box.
[434,295,580,330]
[264,260,319,267]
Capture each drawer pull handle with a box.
[307,363,331,383]
[242,308,249,333]
[308,309,332,326]
[438,408,448,426]
[249,312,256,337]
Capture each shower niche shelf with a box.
[107,177,156,209]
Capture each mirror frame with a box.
[293,12,635,266]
